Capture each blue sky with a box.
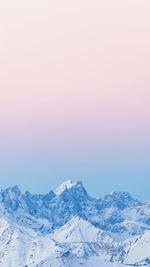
[0,0,150,200]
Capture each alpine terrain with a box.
[0,180,150,266]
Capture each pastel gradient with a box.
[0,0,150,199]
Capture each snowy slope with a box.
[0,181,150,266]
[35,256,127,267]
[119,230,150,265]
[1,180,150,241]
[0,215,117,266]
[0,214,150,266]
[52,216,113,243]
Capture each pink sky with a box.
[0,0,150,196]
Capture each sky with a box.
[0,0,150,200]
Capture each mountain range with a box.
[0,180,150,266]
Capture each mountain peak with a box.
[52,215,104,243]
[104,190,137,209]
[108,190,135,200]
[55,180,78,195]
[1,185,21,195]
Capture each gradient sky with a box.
[0,0,150,200]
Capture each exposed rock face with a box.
[0,181,150,266]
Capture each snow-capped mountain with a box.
[52,215,113,243]
[0,180,150,266]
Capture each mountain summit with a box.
[55,180,78,194]
[0,180,146,238]
[0,180,150,266]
